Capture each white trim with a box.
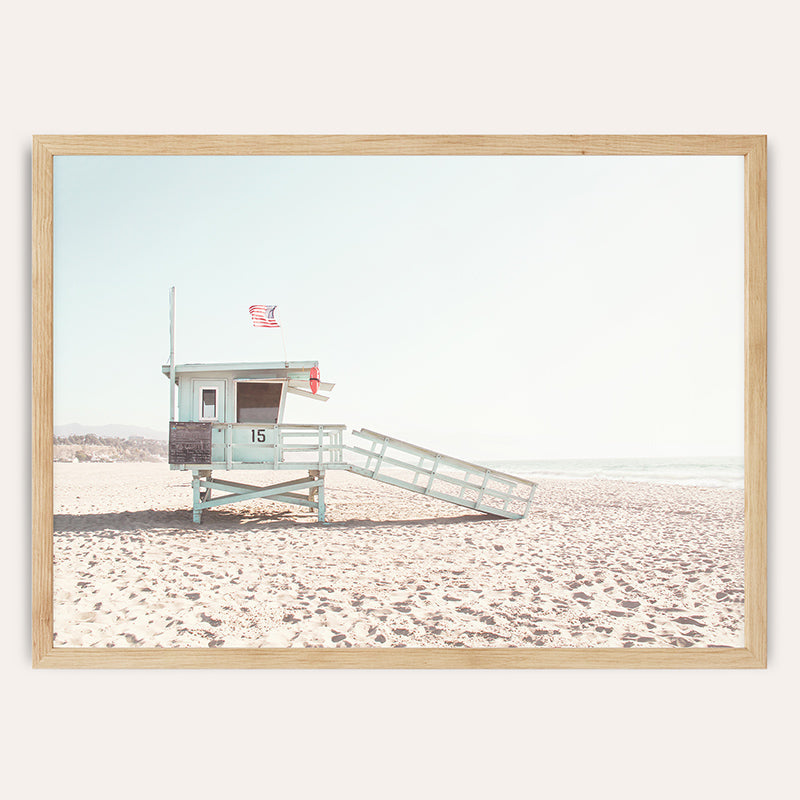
[198,386,219,421]
[287,386,329,401]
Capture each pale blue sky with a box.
[53,155,743,459]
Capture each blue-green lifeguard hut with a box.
[165,289,537,524]
[164,357,345,523]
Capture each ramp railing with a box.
[344,428,536,520]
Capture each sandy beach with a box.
[52,462,745,649]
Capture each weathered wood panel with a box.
[169,422,212,464]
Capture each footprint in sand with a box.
[673,616,706,627]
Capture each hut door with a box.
[192,380,225,422]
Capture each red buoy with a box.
[310,366,320,394]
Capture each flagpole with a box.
[277,308,288,366]
[169,286,176,421]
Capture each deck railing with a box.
[207,423,347,469]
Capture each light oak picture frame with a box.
[32,134,767,668]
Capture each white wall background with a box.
[2,2,795,798]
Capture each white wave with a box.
[483,458,744,489]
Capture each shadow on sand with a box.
[53,507,498,534]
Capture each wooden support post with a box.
[317,474,326,523]
[308,469,326,522]
[200,469,212,502]
[192,471,202,523]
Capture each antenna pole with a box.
[279,326,288,366]
[169,286,176,421]
[277,307,288,366]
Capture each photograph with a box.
[43,142,752,657]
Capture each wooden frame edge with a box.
[32,136,55,667]
[34,646,765,669]
[33,134,763,157]
[743,136,768,667]
[31,134,767,668]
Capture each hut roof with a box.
[161,361,334,397]
[161,360,318,378]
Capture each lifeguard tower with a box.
[164,292,536,523]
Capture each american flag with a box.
[249,304,279,328]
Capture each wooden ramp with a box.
[343,429,537,520]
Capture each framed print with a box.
[32,135,767,668]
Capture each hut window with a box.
[237,382,282,424]
[200,388,218,420]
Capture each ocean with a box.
[483,456,744,489]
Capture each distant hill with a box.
[53,433,167,463]
[54,423,168,441]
